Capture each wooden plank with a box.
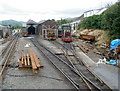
[21,55,24,65]
[77,45,88,53]
[29,50,37,70]
[24,55,27,66]
[26,53,30,66]
[19,65,31,68]
[31,50,41,68]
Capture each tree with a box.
[78,1,120,40]
[56,19,73,25]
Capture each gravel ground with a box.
[2,35,119,90]
[90,64,119,89]
[73,39,120,90]
[46,38,119,90]
[2,36,74,89]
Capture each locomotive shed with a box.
[0,34,119,90]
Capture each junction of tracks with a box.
[0,34,119,90]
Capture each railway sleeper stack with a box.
[77,45,89,53]
[19,50,43,73]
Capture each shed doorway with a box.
[28,25,35,34]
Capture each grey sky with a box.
[0,0,118,22]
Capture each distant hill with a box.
[0,19,26,26]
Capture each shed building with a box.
[26,19,37,34]
[0,25,11,38]
[38,20,58,39]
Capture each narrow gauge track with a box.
[30,38,103,90]
[0,33,19,76]
[1,36,14,57]
[1,35,13,45]
[51,40,112,90]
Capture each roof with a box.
[26,19,37,25]
[0,25,10,30]
[38,20,56,25]
[38,20,47,24]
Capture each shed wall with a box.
[38,20,58,39]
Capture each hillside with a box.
[0,19,26,26]
[75,29,109,45]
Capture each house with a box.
[0,25,11,38]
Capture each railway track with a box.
[1,35,13,45]
[1,37,14,57]
[30,38,111,90]
[0,34,19,77]
[50,40,112,90]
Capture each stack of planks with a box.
[77,45,89,53]
[19,50,43,73]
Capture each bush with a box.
[78,1,120,41]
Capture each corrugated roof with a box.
[26,19,37,25]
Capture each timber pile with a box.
[19,50,43,73]
[77,45,89,53]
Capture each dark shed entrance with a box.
[28,25,35,34]
[26,19,37,34]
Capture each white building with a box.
[83,8,107,18]
[69,8,107,30]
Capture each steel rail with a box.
[68,42,112,90]
[0,34,19,76]
[52,40,112,90]
[51,41,101,90]
[0,34,17,57]
[30,38,96,90]
[50,41,96,89]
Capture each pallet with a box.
[19,50,43,73]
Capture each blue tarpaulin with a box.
[105,60,117,65]
[110,39,120,50]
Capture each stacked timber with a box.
[19,50,43,73]
[77,45,89,53]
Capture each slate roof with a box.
[38,20,47,24]
[26,19,37,25]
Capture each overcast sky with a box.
[0,0,118,22]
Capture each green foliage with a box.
[56,19,73,25]
[12,25,22,30]
[78,1,120,41]
[2,25,8,26]
[78,15,102,29]
[51,19,55,21]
